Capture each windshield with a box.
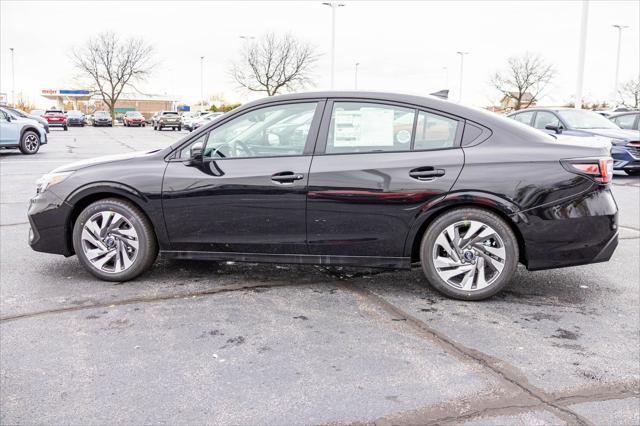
[67,111,83,117]
[558,110,619,129]
[126,112,143,117]
[94,112,109,118]
[162,111,178,116]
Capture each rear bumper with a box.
[513,185,618,271]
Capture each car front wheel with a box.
[19,130,41,155]
[73,198,158,281]
[625,170,640,176]
[420,208,518,301]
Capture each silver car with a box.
[0,107,48,155]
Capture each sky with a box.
[1,0,639,108]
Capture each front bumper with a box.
[93,120,112,126]
[513,185,618,270]
[612,145,640,171]
[28,190,74,256]
[159,121,180,127]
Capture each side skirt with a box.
[160,250,411,269]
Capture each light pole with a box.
[239,35,255,42]
[200,56,204,111]
[612,24,629,96]
[456,51,468,103]
[10,47,15,107]
[322,2,345,89]
[354,62,360,90]
[574,0,589,109]
[443,66,449,89]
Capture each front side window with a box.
[326,102,415,154]
[557,110,618,129]
[203,102,317,159]
[414,111,458,150]
[612,114,636,130]
[533,111,560,130]
[510,111,534,126]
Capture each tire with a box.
[63,125,68,131]
[19,130,40,155]
[420,207,518,301]
[159,125,163,131]
[178,126,182,131]
[625,170,640,176]
[72,198,158,282]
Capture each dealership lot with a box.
[1,127,639,424]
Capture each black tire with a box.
[625,170,640,176]
[420,207,519,301]
[73,198,158,282]
[159,125,163,131]
[63,125,68,131]
[178,126,182,131]
[18,130,40,155]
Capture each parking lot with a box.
[1,126,639,424]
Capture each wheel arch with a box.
[20,126,41,140]
[64,184,165,255]
[405,193,527,266]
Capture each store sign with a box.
[41,89,91,96]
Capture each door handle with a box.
[271,171,304,183]
[409,167,445,180]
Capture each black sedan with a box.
[66,110,85,127]
[27,92,618,300]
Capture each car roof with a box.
[608,111,639,118]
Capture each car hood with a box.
[578,128,640,142]
[52,150,160,173]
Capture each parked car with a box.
[153,111,181,131]
[609,111,639,131]
[507,107,640,176]
[92,111,113,127]
[4,107,49,133]
[27,91,619,301]
[190,112,224,131]
[0,107,48,154]
[123,111,146,127]
[66,110,85,127]
[43,109,68,131]
[30,109,45,117]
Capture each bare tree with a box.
[618,78,640,108]
[490,53,556,110]
[231,32,318,96]
[72,32,155,118]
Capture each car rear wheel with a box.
[420,208,518,301]
[73,198,158,282]
[63,125,68,131]
[19,130,40,155]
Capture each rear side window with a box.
[511,111,534,126]
[414,111,459,150]
[326,102,414,154]
[612,114,636,130]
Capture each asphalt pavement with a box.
[1,125,638,425]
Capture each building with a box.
[40,89,179,119]
[499,91,536,111]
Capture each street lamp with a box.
[456,51,469,103]
[239,35,256,41]
[322,2,345,89]
[443,66,449,89]
[612,24,629,96]
[354,62,360,90]
[574,0,589,109]
[200,56,204,111]
[10,47,15,107]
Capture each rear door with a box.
[306,100,464,258]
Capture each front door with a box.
[307,101,464,258]
[162,101,324,254]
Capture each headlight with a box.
[609,138,627,146]
[36,171,74,194]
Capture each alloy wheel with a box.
[81,211,139,274]
[432,220,506,291]
[24,134,39,152]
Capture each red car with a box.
[43,110,68,131]
[123,111,146,127]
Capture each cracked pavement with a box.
[1,126,639,425]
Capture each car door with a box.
[162,100,324,254]
[0,109,20,145]
[306,100,464,258]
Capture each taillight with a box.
[562,158,613,184]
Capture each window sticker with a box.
[333,107,395,147]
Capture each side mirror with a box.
[5,115,11,122]
[545,124,563,134]
[190,141,204,163]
